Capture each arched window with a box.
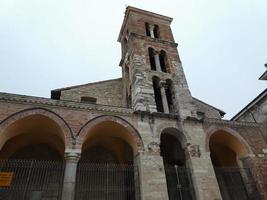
[160,129,195,200]
[166,79,175,113]
[149,48,156,71]
[124,65,132,108]
[145,22,150,37]
[154,24,160,38]
[152,76,163,112]
[159,50,169,73]
[127,86,132,108]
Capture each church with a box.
[0,6,266,200]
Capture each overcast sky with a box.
[0,0,266,119]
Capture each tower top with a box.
[118,6,173,42]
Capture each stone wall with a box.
[235,94,267,123]
[59,78,123,107]
[192,97,223,119]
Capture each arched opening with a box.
[0,114,65,200]
[75,120,139,200]
[209,130,259,200]
[160,128,195,200]
[145,22,150,37]
[159,50,169,73]
[124,64,132,108]
[154,24,160,38]
[166,79,175,113]
[149,47,156,71]
[153,76,164,112]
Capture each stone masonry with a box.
[0,6,266,200]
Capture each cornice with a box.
[130,33,178,48]
[204,118,260,128]
[0,92,132,115]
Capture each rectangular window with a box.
[81,96,97,104]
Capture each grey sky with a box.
[0,0,266,119]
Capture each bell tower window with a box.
[166,79,175,113]
[149,48,156,71]
[145,23,160,39]
[145,23,151,37]
[154,25,159,38]
[153,77,164,112]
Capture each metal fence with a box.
[0,159,64,200]
[75,163,140,200]
[215,167,260,200]
[164,165,195,200]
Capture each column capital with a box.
[154,50,160,55]
[148,24,155,30]
[64,149,81,162]
[159,81,167,88]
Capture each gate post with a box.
[61,149,81,200]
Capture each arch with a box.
[0,108,72,159]
[153,24,160,38]
[0,107,74,141]
[207,127,259,199]
[165,79,175,113]
[160,127,195,200]
[161,127,187,148]
[148,47,156,71]
[152,76,163,112]
[145,22,150,37]
[205,126,253,156]
[77,115,144,155]
[160,128,187,165]
[159,50,167,72]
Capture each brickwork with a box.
[0,6,266,200]
[59,78,123,107]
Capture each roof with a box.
[231,88,267,121]
[51,78,122,92]
[192,97,226,117]
[118,6,173,42]
[51,78,122,100]
[259,70,267,80]
[259,63,267,80]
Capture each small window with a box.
[81,96,97,104]
[154,24,160,38]
[145,22,150,37]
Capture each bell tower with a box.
[118,6,195,118]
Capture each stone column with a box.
[149,24,155,38]
[154,53,162,72]
[61,149,81,200]
[159,81,169,114]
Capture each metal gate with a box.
[164,165,195,200]
[0,159,64,200]
[75,163,140,200]
[215,167,260,200]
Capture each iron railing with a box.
[75,163,140,200]
[0,159,64,200]
[164,164,195,200]
[215,167,260,200]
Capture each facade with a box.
[0,6,266,200]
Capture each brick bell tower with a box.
[118,7,195,119]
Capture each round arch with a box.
[160,127,187,148]
[77,115,144,155]
[160,127,188,166]
[205,126,253,156]
[0,108,73,158]
[0,108,74,146]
